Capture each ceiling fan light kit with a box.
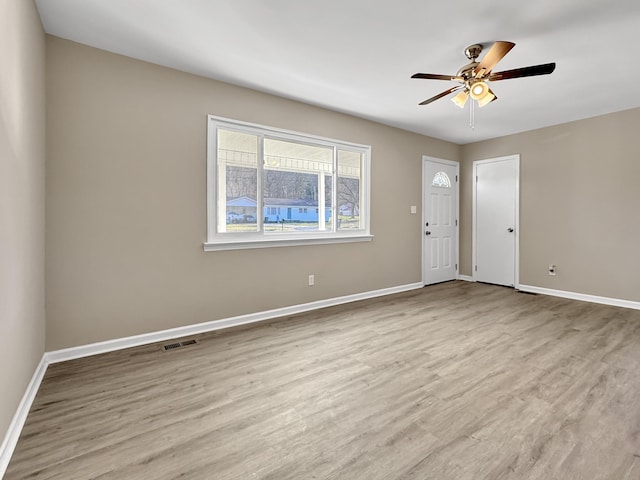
[451,90,469,108]
[412,41,556,127]
[469,80,488,100]
[477,90,496,107]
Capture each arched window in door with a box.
[432,171,451,188]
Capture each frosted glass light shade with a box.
[451,90,469,108]
[469,81,489,100]
[477,89,496,107]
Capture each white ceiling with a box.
[35,0,640,144]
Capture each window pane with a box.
[432,171,451,188]
[263,139,333,233]
[323,173,333,231]
[217,129,258,232]
[337,150,362,230]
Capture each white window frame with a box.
[205,115,372,251]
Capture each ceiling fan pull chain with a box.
[470,98,475,130]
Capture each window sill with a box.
[204,234,373,251]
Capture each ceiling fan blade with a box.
[412,73,464,82]
[488,62,556,81]
[419,86,463,105]
[474,41,515,77]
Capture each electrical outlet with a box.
[548,264,557,276]
[308,274,315,286]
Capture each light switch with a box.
[410,205,417,214]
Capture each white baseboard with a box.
[518,284,640,310]
[46,282,424,364]
[0,356,48,479]
[457,275,474,282]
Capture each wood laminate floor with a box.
[6,281,640,479]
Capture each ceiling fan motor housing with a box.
[457,62,478,79]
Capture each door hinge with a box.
[476,175,478,182]
[455,175,458,182]
[455,263,458,270]
[455,219,458,226]
[475,265,478,271]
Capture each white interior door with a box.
[473,155,519,287]
[423,158,458,285]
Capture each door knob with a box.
[507,227,514,233]
[425,231,431,236]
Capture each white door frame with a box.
[472,154,520,288]
[422,155,460,285]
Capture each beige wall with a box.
[45,37,459,350]
[460,108,640,302]
[45,34,640,354]
[0,0,46,441]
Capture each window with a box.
[206,115,371,250]
[432,171,451,188]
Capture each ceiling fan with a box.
[411,41,556,108]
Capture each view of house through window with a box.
[209,116,369,247]
[262,138,333,233]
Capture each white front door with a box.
[473,155,519,287]
[423,158,458,285]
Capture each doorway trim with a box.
[472,154,520,288]
[422,155,460,285]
